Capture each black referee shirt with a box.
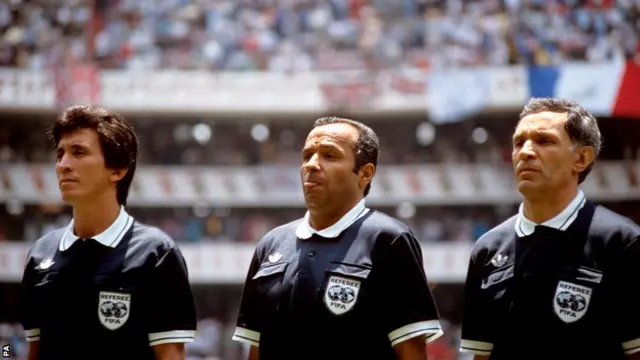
[20,207,197,360]
[460,190,640,360]
[232,199,442,360]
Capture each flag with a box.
[526,60,640,118]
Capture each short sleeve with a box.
[378,232,443,347]
[232,250,262,347]
[20,255,40,342]
[460,253,495,356]
[145,247,197,347]
[609,236,640,355]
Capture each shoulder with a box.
[128,221,179,257]
[359,210,422,256]
[362,209,414,239]
[253,218,304,257]
[589,202,640,249]
[471,214,518,262]
[29,227,67,260]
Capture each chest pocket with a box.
[481,265,514,294]
[252,262,288,310]
[550,266,603,325]
[322,262,371,316]
[93,273,141,332]
[32,270,62,307]
[32,270,86,327]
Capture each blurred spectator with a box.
[1,0,638,72]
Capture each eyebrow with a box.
[513,129,558,141]
[302,143,342,152]
[57,143,89,151]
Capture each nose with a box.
[518,140,537,160]
[303,153,321,172]
[56,153,72,173]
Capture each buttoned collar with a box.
[515,189,586,237]
[296,199,369,239]
[59,206,134,251]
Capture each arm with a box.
[152,343,185,360]
[248,345,260,360]
[232,250,263,349]
[27,342,39,360]
[394,336,429,360]
[609,236,640,359]
[145,247,197,359]
[20,254,41,356]
[459,251,496,357]
[379,232,443,359]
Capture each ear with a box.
[357,163,375,190]
[109,167,128,184]
[573,145,595,174]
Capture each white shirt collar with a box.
[515,189,587,237]
[60,206,134,251]
[296,199,369,239]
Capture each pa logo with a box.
[98,291,131,330]
[2,344,9,358]
[553,281,592,323]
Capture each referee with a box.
[460,98,640,360]
[20,106,197,360]
[232,117,442,360]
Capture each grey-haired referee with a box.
[460,98,640,360]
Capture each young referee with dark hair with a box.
[20,106,197,360]
[460,98,640,360]
[232,117,442,360]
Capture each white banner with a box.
[0,66,534,114]
[487,66,528,108]
[426,68,491,123]
[0,242,471,284]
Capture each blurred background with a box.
[0,0,639,359]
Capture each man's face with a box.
[55,128,120,205]
[300,123,363,209]
[512,111,579,198]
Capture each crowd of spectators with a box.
[0,0,638,72]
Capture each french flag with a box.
[527,60,640,118]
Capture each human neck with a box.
[308,198,361,231]
[522,186,578,224]
[72,195,121,239]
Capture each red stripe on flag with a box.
[613,61,640,118]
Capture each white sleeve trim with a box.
[388,320,443,347]
[25,328,40,342]
[232,326,260,347]
[460,339,493,355]
[148,330,196,346]
[622,337,640,355]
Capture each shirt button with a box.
[308,251,315,258]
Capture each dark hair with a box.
[519,97,602,184]
[48,105,139,206]
[313,116,379,196]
